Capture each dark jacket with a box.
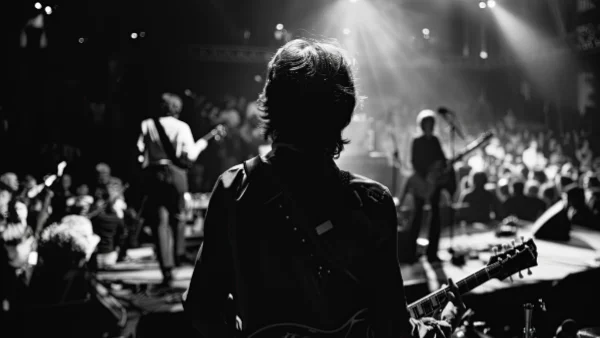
[411,135,446,178]
[184,147,415,337]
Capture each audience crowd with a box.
[453,114,599,230]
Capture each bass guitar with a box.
[138,124,227,168]
[406,131,493,201]
[247,238,538,338]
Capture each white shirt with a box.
[137,117,197,167]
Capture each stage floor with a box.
[98,224,600,314]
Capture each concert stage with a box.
[98,224,600,337]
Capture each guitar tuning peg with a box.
[520,236,525,244]
[527,267,532,275]
[518,270,523,278]
[503,244,512,256]
[508,275,514,283]
[511,240,516,248]
[492,246,499,255]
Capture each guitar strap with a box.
[243,157,362,287]
[152,117,190,170]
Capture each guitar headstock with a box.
[488,238,538,281]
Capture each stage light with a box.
[487,0,496,8]
[422,28,430,36]
[139,31,146,38]
[78,37,84,44]
[254,75,263,83]
[131,32,138,39]
[44,6,52,15]
[479,1,487,9]
[276,23,284,31]
[342,28,351,35]
[34,2,42,10]
[480,51,488,59]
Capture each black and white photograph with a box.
[1,0,599,337]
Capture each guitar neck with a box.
[407,261,502,318]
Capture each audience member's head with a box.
[106,177,124,200]
[1,222,35,268]
[95,163,111,185]
[0,172,19,192]
[38,219,98,274]
[0,182,12,220]
[258,38,360,158]
[525,180,540,198]
[563,184,587,209]
[541,183,559,204]
[530,169,547,184]
[22,174,37,190]
[471,171,488,190]
[60,215,99,261]
[7,196,29,225]
[511,181,525,196]
[61,174,72,191]
[76,183,90,196]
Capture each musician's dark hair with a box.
[7,196,28,224]
[257,38,362,158]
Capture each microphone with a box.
[436,107,465,140]
[437,107,454,116]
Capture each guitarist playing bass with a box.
[409,109,456,263]
[137,92,222,285]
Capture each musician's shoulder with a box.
[219,164,246,189]
[346,172,392,204]
[219,157,267,189]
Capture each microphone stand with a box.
[438,112,464,259]
[391,139,400,199]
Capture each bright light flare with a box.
[131,32,138,39]
[487,0,496,8]
[342,28,351,35]
[480,51,488,59]
[276,23,284,31]
[349,0,359,3]
[491,5,572,99]
[422,28,430,35]
[34,2,42,9]
[78,37,85,44]
[479,2,487,9]
[44,6,52,15]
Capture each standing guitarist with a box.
[409,110,452,263]
[137,92,208,285]
[184,39,464,338]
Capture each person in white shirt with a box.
[137,93,207,285]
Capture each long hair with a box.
[257,38,362,158]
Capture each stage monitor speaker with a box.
[531,200,571,242]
